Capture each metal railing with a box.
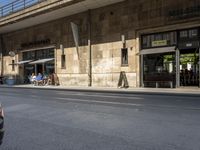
[0,0,47,18]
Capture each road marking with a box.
[57,97,143,107]
[55,92,143,100]
[56,97,200,111]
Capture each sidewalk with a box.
[1,84,200,96]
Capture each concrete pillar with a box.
[176,49,180,88]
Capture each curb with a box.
[1,85,200,97]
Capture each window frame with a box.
[61,54,66,69]
[121,48,128,66]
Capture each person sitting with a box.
[35,73,43,86]
[29,73,36,84]
[53,73,60,86]
[42,72,48,85]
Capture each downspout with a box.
[88,9,92,87]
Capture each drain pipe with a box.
[88,9,92,87]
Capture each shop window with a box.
[121,48,128,66]
[61,54,66,69]
[179,28,198,39]
[141,31,177,49]
[189,29,198,38]
[180,30,188,38]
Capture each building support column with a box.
[176,48,180,88]
[35,64,37,75]
[0,36,4,77]
[88,9,92,87]
[199,47,200,88]
[140,54,144,87]
[42,63,45,74]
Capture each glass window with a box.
[189,29,198,38]
[121,48,128,66]
[61,54,66,69]
[180,30,188,38]
[23,49,54,60]
[141,31,177,49]
[155,34,162,40]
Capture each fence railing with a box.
[0,0,47,18]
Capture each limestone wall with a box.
[1,0,200,87]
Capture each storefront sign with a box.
[21,39,51,49]
[152,40,168,47]
[168,5,200,20]
[178,40,199,50]
[186,43,193,47]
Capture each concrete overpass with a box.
[0,0,124,34]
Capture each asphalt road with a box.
[0,88,200,150]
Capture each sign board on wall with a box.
[152,40,168,47]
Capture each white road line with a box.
[56,92,143,100]
[56,97,200,110]
[57,97,143,107]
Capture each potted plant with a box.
[6,75,15,85]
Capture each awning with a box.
[29,58,54,64]
[15,60,32,65]
[9,60,32,65]
[139,46,176,55]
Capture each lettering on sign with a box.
[21,39,51,49]
[152,40,168,47]
[186,43,192,47]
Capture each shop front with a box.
[140,28,200,88]
[21,47,55,83]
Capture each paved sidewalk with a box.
[1,84,200,96]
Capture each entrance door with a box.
[179,49,199,86]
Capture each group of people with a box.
[180,68,199,86]
[28,72,59,86]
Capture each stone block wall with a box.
[1,0,200,87]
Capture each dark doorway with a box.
[37,64,43,75]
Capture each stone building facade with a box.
[0,0,200,88]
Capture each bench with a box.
[143,80,173,88]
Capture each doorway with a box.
[143,52,176,88]
[36,64,43,75]
[179,49,199,86]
